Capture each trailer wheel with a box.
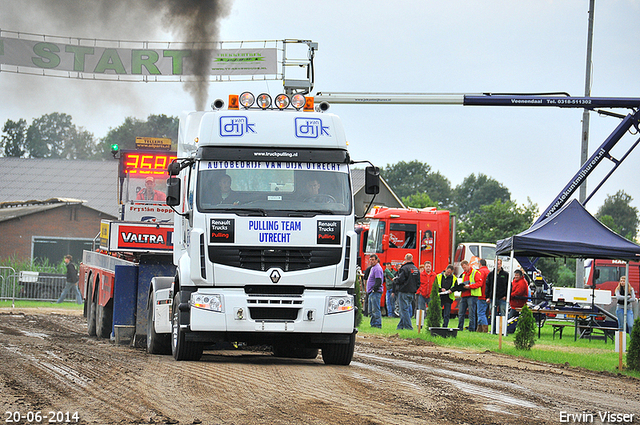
[171,293,203,361]
[322,332,355,365]
[147,298,170,355]
[96,301,113,339]
[86,278,97,337]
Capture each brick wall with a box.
[0,205,106,260]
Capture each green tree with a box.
[627,317,640,371]
[402,192,437,209]
[457,199,538,244]
[514,305,536,350]
[381,160,452,208]
[26,112,75,158]
[536,258,576,287]
[1,118,27,157]
[62,126,98,159]
[596,190,639,241]
[453,173,511,219]
[97,114,179,159]
[426,281,442,329]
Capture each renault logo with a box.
[270,270,281,283]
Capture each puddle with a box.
[355,353,539,409]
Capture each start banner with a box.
[0,31,278,80]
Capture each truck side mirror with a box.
[593,269,600,282]
[166,177,181,206]
[364,166,380,195]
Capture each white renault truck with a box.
[147,92,378,365]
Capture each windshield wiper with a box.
[213,208,268,216]
[288,210,334,217]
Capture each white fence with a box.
[0,267,69,303]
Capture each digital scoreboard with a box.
[120,151,177,177]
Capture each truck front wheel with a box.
[171,293,203,361]
[322,332,355,366]
[147,298,170,355]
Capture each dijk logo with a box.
[220,116,256,137]
[295,118,330,139]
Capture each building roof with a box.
[0,158,118,217]
[0,198,108,223]
[350,168,405,206]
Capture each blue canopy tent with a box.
[493,198,640,337]
[496,199,640,260]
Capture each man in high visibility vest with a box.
[435,265,457,327]
[457,260,482,332]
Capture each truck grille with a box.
[209,247,342,271]
[249,307,300,321]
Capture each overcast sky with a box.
[1,0,639,218]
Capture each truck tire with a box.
[171,293,203,361]
[322,332,355,365]
[96,301,113,339]
[273,345,318,359]
[86,279,97,337]
[147,299,171,355]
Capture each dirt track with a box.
[0,309,638,425]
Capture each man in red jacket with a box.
[509,269,530,318]
[476,259,491,332]
[416,261,436,311]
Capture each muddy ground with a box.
[0,308,638,425]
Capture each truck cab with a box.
[150,92,377,365]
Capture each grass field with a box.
[0,300,84,310]
[359,315,640,378]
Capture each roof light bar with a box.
[239,92,255,108]
[275,94,290,110]
[291,94,306,110]
[256,93,272,109]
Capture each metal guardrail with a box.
[0,268,70,304]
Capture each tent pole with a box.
[491,254,498,334]
[505,250,515,336]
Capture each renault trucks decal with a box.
[295,117,330,138]
[211,219,235,243]
[317,220,341,245]
[219,116,256,137]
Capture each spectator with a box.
[615,276,637,334]
[366,254,384,328]
[392,253,420,330]
[485,258,510,334]
[509,269,529,318]
[384,263,398,318]
[136,176,166,201]
[362,263,372,316]
[476,259,491,333]
[416,261,436,311]
[56,255,82,304]
[435,265,457,327]
[457,260,482,332]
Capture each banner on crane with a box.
[0,31,278,81]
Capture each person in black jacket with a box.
[56,255,82,304]
[485,258,509,334]
[392,253,420,330]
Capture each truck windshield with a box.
[196,161,352,215]
[365,219,385,253]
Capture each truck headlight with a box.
[326,295,354,314]
[191,293,223,312]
